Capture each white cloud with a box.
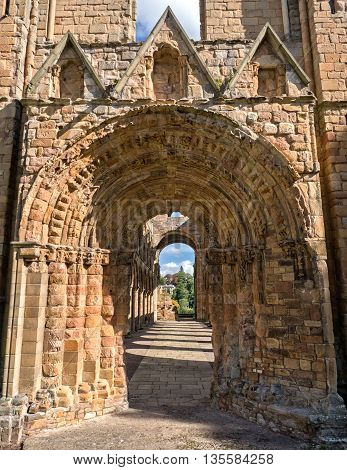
[163,243,193,255]
[165,262,179,268]
[181,260,194,275]
[164,245,182,255]
[136,0,200,41]
[161,260,194,276]
[161,261,179,275]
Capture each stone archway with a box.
[151,213,206,321]
[1,105,344,439]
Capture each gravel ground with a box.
[24,404,305,450]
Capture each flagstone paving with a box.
[128,321,214,408]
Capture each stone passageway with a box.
[127,321,213,408]
[24,320,304,450]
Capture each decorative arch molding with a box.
[18,105,310,256]
[25,105,300,184]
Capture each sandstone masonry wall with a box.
[305,0,347,396]
[37,0,136,44]
[0,0,31,321]
[201,0,301,40]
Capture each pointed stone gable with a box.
[224,23,310,97]
[114,7,219,100]
[26,32,106,97]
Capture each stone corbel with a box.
[83,249,110,266]
[57,248,77,264]
[16,243,41,262]
[207,248,226,265]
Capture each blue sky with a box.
[136,0,200,41]
[160,243,195,276]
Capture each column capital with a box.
[11,242,110,266]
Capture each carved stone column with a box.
[83,256,103,384]
[100,257,115,388]
[133,286,139,332]
[237,248,257,383]
[42,258,68,390]
[62,257,85,392]
[195,250,205,321]
[110,251,133,406]
[206,248,225,401]
[138,280,144,330]
[222,250,240,382]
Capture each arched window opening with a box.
[2,0,10,16]
[152,44,187,100]
[329,0,336,14]
[287,0,301,38]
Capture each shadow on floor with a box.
[124,320,213,381]
[122,320,303,450]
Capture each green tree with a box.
[172,267,195,314]
[172,274,188,305]
[159,276,166,285]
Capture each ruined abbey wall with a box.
[307,0,347,399]
[0,0,346,445]
[201,0,288,39]
[36,0,136,43]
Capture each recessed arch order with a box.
[19,105,306,252]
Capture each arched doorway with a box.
[158,242,196,320]
[2,105,342,437]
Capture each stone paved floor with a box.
[128,320,213,408]
[24,320,304,450]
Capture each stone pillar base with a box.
[213,383,347,445]
[0,395,28,446]
[0,388,128,445]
